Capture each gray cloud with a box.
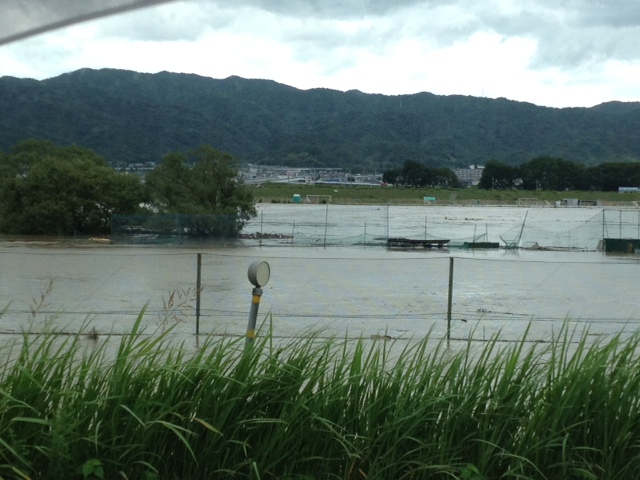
[462,0,640,69]
[569,0,640,28]
[95,2,233,42]
[4,0,640,90]
[0,0,177,45]
[196,0,640,72]
[242,0,640,70]
[202,0,433,20]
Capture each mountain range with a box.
[2,68,640,171]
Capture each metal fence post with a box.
[447,257,454,348]
[196,253,202,345]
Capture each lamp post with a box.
[245,260,270,349]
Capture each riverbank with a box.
[251,183,640,206]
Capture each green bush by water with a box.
[2,313,640,479]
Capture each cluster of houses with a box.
[241,164,486,187]
[240,166,382,186]
[115,161,489,187]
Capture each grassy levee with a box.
[2,313,640,479]
[252,184,640,205]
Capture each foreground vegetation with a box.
[253,182,640,205]
[2,313,640,479]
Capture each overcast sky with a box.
[1,0,639,108]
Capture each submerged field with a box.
[2,313,640,479]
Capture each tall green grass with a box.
[1,314,640,479]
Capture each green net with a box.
[112,213,244,243]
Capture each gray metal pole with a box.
[245,287,263,349]
[324,203,329,248]
[447,257,454,348]
[260,210,263,247]
[196,253,202,341]
[386,204,390,239]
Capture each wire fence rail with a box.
[1,246,639,348]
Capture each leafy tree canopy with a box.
[478,160,518,190]
[144,145,255,237]
[588,162,640,191]
[0,140,144,235]
[478,156,639,191]
[518,156,589,191]
[382,160,460,188]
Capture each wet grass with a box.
[252,183,640,205]
[2,313,640,479]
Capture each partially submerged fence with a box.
[2,247,639,347]
[112,206,640,251]
[112,213,244,241]
[247,205,640,250]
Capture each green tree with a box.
[145,145,255,237]
[478,160,517,189]
[518,156,588,191]
[382,167,401,184]
[0,140,144,235]
[432,167,461,188]
[383,160,459,187]
[401,160,429,187]
[587,162,640,191]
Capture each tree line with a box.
[382,157,640,191]
[478,157,640,191]
[3,140,639,236]
[0,140,255,237]
[382,160,460,187]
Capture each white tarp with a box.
[0,0,176,46]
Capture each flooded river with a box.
[1,204,639,350]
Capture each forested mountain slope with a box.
[2,68,640,170]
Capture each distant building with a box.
[240,165,343,185]
[453,165,484,186]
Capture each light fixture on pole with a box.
[245,260,270,348]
